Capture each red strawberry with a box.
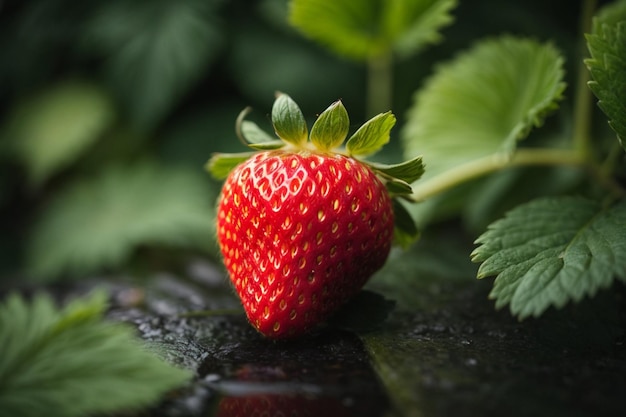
[217,394,354,417]
[207,93,423,339]
[217,150,393,338]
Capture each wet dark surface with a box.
[54,243,626,417]
[102,260,389,417]
[365,241,626,417]
[201,329,388,417]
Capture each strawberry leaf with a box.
[404,36,566,180]
[392,199,420,248]
[594,0,626,25]
[310,100,350,151]
[0,291,191,417]
[271,93,308,146]
[289,0,457,60]
[383,0,458,58]
[472,196,626,319]
[28,162,216,280]
[402,36,566,225]
[206,152,254,179]
[346,111,396,156]
[586,3,626,150]
[368,156,425,184]
[83,0,223,130]
[1,81,115,187]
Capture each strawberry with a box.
[217,394,355,417]
[207,93,423,339]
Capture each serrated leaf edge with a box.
[471,196,626,319]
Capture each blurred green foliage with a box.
[0,0,371,283]
[0,0,592,285]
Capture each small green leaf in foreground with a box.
[586,8,626,149]
[0,292,191,417]
[346,111,396,156]
[472,196,626,319]
[310,100,350,151]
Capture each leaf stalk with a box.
[411,148,586,202]
[367,50,394,118]
[572,0,597,156]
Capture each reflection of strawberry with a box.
[217,394,352,417]
[207,93,423,339]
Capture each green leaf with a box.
[235,106,276,146]
[247,141,286,151]
[28,162,216,281]
[368,156,425,184]
[83,0,223,130]
[392,199,420,248]
[594,0,626,27]
[402,36,566,226]
[229,26,363,105]
[1,81,115,187]
[271,93,308,146]
[385,178,413,195]
[346,111,396,156]
[206,152,254,179]
[0,292,191,417]
[382,0,458,58]
[403,36,566,183]
[289,0,457,60]
[471,196,626,319]
[310,100,350,151]
[586,4,626,149]
[240,120,276,145]
[233,107,285,151]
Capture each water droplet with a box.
[465,358,478,366]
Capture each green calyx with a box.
[205,92,425,247]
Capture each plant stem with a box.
[601,140,625,177]
[367,50,393,118]
[411,149,585,202]
[572,0,597,156]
